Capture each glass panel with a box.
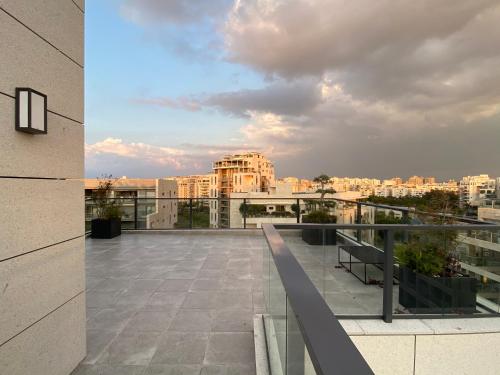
[191,199,210,228]
[263,245,287,375]
[287,298,318,375]
[173,199,190,228]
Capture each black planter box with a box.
[301,229,337,245]
[399,266,477,314]
[91,218,121,239]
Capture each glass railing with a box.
[262,224,372,375]
[273,223,500,318]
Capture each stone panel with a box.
[0,178,84,260]
[0,293,86,375]
[0,237,84,344]
[0,0,84,65]
[0,95,83,178]
[0,11,83,122]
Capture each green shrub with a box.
[302,210,337,223]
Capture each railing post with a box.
[383,230,394,323]
[134,197,138,230]
[189,198,193,229]
[296,199,300,223]
[243,198,247,229]
[356,202,362,242]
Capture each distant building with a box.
[407,176,425,186]
[172,174,211,199]
[84,177,177,229]
[460,175,496,206]
[209,152,276,228]
[146,179,178,229]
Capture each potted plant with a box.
[91,176,122,239]
[301,175,337,245]
[302,210,337,245]
[395,192,476,314]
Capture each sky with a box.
[85,0,500,180]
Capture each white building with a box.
[460,175,497,206]
[146,179,178,229]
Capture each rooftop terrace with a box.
[73,232,265,375]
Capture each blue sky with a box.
[85,0,265,177]
[85,1,500,180]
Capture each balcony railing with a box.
[261,222,500,374]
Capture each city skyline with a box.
[85,1,500,179]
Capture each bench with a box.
[338,245,385,284]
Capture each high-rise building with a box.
[209,152,275,227]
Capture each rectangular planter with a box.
[399,266,477,314]
[301,229,337,245]
[91,218,121,239]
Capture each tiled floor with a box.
[72,232,266,375]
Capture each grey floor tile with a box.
[158,279,194,292]
[86,291,122,309]
[71,364,147,375]
[82,330,119,365]
[190,279,223,291]
[144,365,201,375]
[182,292,219,309]
[169,309,215,332]
[151,332,209,365]
[211,310,253,332]
[87,308,136,332]
[204,333,255,365]
[216,292,253,310]
[122,311,175,333]
[98,331,161,366]
[201,364,256,375]
[146,292,187,311]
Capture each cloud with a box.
[131,97,202,112]
[120,0,234,61]
[84,138,264,178]
[112,1,500,179]
[120,0,232,26]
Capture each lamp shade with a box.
[15,88,47,134]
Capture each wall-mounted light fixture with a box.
[15,87,47,134]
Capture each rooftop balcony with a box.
[74,231,265,375]
[74,213,500,374]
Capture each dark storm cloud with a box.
[115,1,500,178]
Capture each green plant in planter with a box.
[93,175,122,219]
[302,210,337,223]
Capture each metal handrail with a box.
[262,224,374,375]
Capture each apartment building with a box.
[209,152,276,227]
[85,177,178,229]
[277,176,313,192]
[460,174,497,206]
[146,179,178,229]
[173,174,211,199]
[84,177,157,198]
[0,1,85,374]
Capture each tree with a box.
[313,174,336,209]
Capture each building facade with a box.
[85,177,178,229]
[209,152,276,228]
[0,1,85,374]
[173,174,211,199]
